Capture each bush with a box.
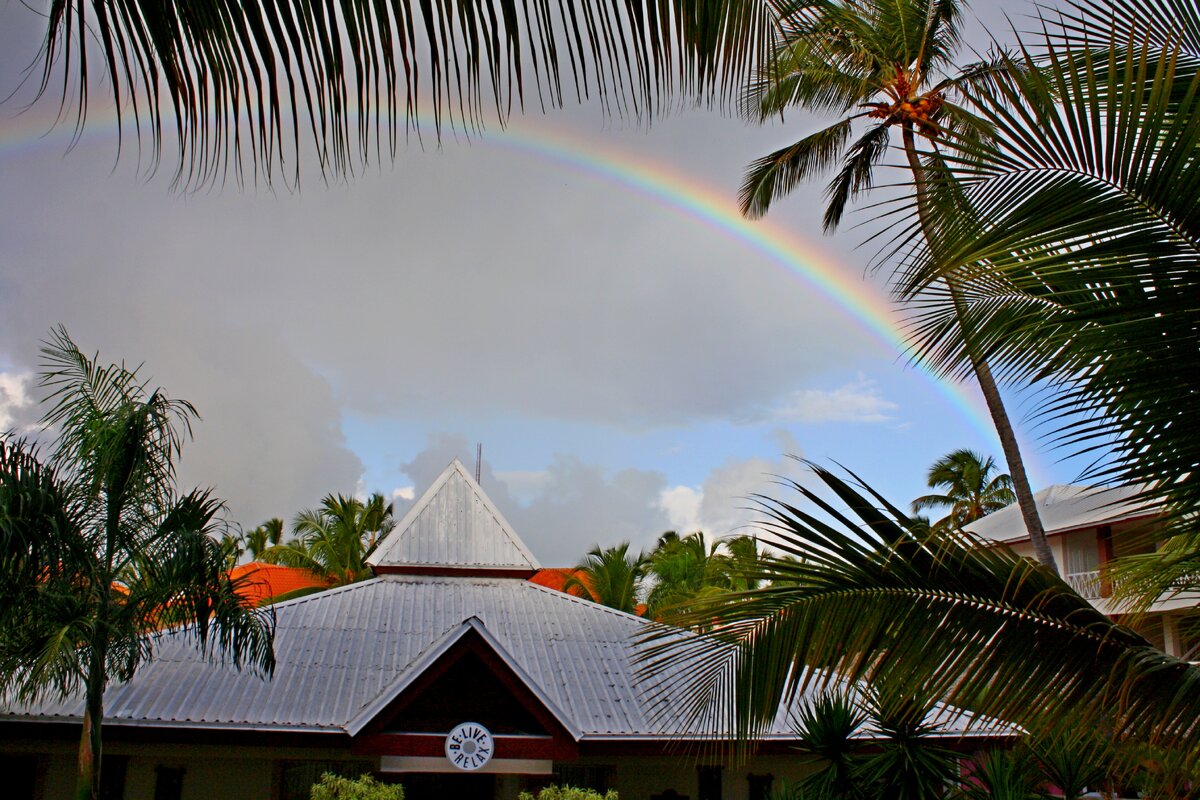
[518,786,618,800]
[310,772,405,800]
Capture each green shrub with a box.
[310,772,404,800]
[518,786,618,800]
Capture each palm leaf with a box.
[32,0,771,186]
[637,465,1200,756]
[892,5,1200,541]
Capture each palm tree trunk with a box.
[901,125,1058,573]
[77,645,107,800]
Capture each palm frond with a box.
[739,117,855,217]
[892,11,1200,533]
[32,0,771,187]
[638,465,1200,756]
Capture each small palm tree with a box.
[266,493,395,588]
[563,542,647,615]
[244,518,286,561]
[0,328,275,800]
[645,532,733,619]
[912,449,1015,530]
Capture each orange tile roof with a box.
[528,568,593,598]
[229,563,328,606]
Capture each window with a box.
[100,756,129,800]
[0,755,41,800]
[153,766,186,800]
[697,765,722,800]
[747,773,774,800]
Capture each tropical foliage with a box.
[892,0,1200,565]
[518,786,618,800]
[912,449,1015,530]
[639,466,1200,760]
[564,542,647,615]
[28,0,769,185]
[310,772,404,800]
[0,328,275,800]
[735,0,1054,569]
[265,493,395,589]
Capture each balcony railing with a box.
[1066,570,1105,599]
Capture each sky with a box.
[0,0,1085,566]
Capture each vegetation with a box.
[26,1,767,186]
[264,493,395,589]
[639,466,1200,759]
[564,542,647,615]
[311,772,404,800]
[912,449,1015,530]
[518,786,618,800]
[892,0,1200,587]
[0,329,275,800]
[735,0,1055,570]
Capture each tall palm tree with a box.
[266,493,395,587]
[25,1,770,186]
[892,0,1200,577]
[735,0,1056,570]
[0,328,275,800]
[912,449,1015,530]
[639,465,1200,759]
[563,542,647,614]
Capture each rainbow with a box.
[0,102,1004,449]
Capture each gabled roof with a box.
[966,483,1159,544]
[346,616,579,741]
[367,460,540,576]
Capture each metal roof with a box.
[965,484,1158,544]
[1,575,798,738]
[367,460,540,573]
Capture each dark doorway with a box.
[399,772,496,800]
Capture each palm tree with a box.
[891,0,1200,573]
[26,1,770,186]
[563,542,647,614]
[912,449,1015,530]
[639,465,1200,760]
[0,328,275,800]
[735,0,1056,571]
[266,493,395,588]
[244,518,286,561]
[644,531,734,619]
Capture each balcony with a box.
[1066,570,1105,599]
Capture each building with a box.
[966,484,1200,660]
[2,460,994,800]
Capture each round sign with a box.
[445,722,494,771]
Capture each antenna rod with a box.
[475,443,482,484]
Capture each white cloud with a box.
[391,486,415,501]
[659,485,702,534]
[0,371,35,432]
[771,376,898,424]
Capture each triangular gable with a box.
[349,618,578,761]
[367,460,540,576]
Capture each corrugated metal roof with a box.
[0,575,801,737]
[367,460,540,572]
[966,484,1158,544]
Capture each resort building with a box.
[2,460,994,800]
[966,484,1200,660]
